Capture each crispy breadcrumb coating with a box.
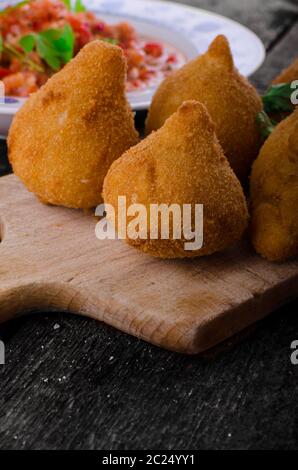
[145,35,263,183]
[8,40,139,209]
[103,100,248,259]
[250,108,298,261]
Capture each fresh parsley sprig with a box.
[19,24,75,71]
[257,82,296,140]
[262,83,295,114]
[102,38,119,45]
[0,1,30,16]
[0,31,43,72]
[256,111,276,140]
[62,0,86,13]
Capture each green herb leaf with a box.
[3,41,44,72]
[39,24,74,62]
[36,37,59,70]
[61,0,72,10]
[256,111,276,140]
[61,0,86,12]
[262,83,295,114]
[102,38,119,45]
[12,0,29,7]
[74,0,86,12]
[19,34,36,53]
[0,33,3,53]
[18,24,74,71]
[0,1,29,15]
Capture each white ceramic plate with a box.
[0,0,265,135]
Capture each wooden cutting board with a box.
[0,174,297,354]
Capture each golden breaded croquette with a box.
[8,40,139,209]
[103,101,248,259]
[250,108,298,261]
[145,35,263,183]
[272,58,298,84]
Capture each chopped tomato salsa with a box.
[0,0,185,97]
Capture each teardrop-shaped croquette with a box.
[250,108,298,261]
[145,35,263,182]
[103,101,248,258]
[8,40,139,209]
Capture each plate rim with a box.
[92,0,265,78]
[0,0,265,115]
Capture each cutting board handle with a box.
[0,281,87,323]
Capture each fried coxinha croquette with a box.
[272,58,298,84]
[8,40,139,209]
[103,101,248,259]
[145,35,263,183]
[250,108,298,261]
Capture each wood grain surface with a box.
[0,0,298,451]
[0,175,297,354]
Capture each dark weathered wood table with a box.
[0,0,298,450]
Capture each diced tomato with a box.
[93,21,105,33]
[0,0,183,97]
[76,24,92,47]
[138,67,149,80]
[166,53,177,64]
[132,79,141,89]
[125,48,145,67]
[67,15,83,31]
[0,67,11,79]
[144,42,163,58]
[116,22,136,43]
